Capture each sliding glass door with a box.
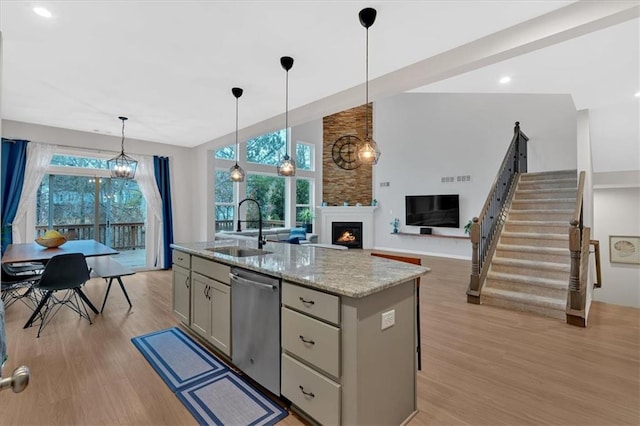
[35,173,146,268]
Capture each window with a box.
[295,178,312,226]
[296,142,314,171]
[213,128,317,233]
[246,130,285,166]
[50,154,109,169]
[246,173,285,229]
[215,169,235,231]
[214,145,235,160]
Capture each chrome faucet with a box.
[237,198,265,249]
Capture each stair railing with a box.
[567,171,601,326]
[467,122,529,303]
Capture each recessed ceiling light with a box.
[33,6,52,18]
[499,76,511,84]
[635,91,640,98]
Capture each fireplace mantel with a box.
[316,206,378,249]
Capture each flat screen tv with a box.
[405,194,459,228]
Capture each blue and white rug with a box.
[131,327,228,392]
[132,327,287,425]
[177,371,288,426]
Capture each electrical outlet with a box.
[380,181,390,187]
[381,309,395,330]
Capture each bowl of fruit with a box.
[35,230,68,248]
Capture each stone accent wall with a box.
[322,104,373,206]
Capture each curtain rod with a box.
[5,139,149,157]
[3,137,163,158]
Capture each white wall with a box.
[592,185,640,308]
[1,120,196,244]
[372,92,577,258]
[589,100,640,173]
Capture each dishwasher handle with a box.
[230,273,277,291]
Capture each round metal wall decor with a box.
[332,135,362,170]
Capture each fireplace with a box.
[332,222,363,249]
[317,206,377,249]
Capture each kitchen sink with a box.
[214,237,235,243]
[206,247,272,257]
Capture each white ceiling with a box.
[1,1,638,148]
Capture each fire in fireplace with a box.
[332,221,363,249]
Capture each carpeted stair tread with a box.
[501,231,567,240]
[520,170,577,179]
[516,188,577,195]
[482,286,566,310]
[496,243,569,255]
[491,257,570,272]
[512,198,576,204]
[509,208,574,215]
[517,181,577,191]
[506,219,568,226]
[486,271,568,289]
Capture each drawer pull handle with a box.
[299,297,315,305]
[299,335,315,345]
[299,385,315,398]
[185,277,190,289]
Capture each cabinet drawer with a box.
[192,256,230,284]
[282,353,340,426]
[173,250,190,269]
[282,282,339,325]
[282,308,340,378]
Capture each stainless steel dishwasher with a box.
[230,267,281,396]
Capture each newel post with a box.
[568,220,582,311]
[467,217,481,304]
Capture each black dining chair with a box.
[1,264,42,309]
[23,253,95,338]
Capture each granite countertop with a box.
[171,240,430,298]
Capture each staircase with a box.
[481,170,577,320]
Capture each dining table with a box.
[1,240,118,264]
[1,240,119,328]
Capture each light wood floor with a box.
[1,256,638,425]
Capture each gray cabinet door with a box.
[172,264,190,324]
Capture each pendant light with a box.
[357,7,381,165]
[229,87,246,182]
[276,56,296,176]
[107,116,138,179]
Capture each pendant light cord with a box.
[120,118,126,154]
[285,68,289,157]
[365,26,370,141]
[235,96,240,163]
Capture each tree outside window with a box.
[296,178,312,228]
[296,142,313,171]
[245,174,285,229]
[246,130,286,166]
[214,146,235,160]
[215,169,235,231]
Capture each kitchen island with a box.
[171,239,429,425]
